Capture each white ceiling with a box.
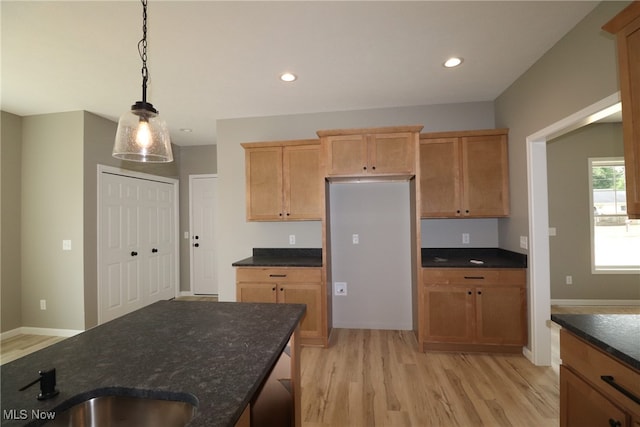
[2,1,601,147]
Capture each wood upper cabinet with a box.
[420,129,510,218]
[421,268,526,352]
[242,140,322,221]
[604,2,640,219]
[236,267,326,346]
[318,125,423,178]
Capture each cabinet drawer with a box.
[561,329,640,412]
[237,267,322,283]
[423,268,525,286]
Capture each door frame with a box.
[526,92,620,365]
[189,174,218,295]
[97,164,180,324]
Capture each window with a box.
[589,158,640,272]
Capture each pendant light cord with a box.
[138,0,149,105]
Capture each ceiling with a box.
[2,1,601,147]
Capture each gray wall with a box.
[330,182,412,329]
[495,1,629,254]
[1,111,23,332]
[21,112,86,330]
[421,218,499,248]
[178,145,217,292]
[547,122,639,300]
[216,102,495,303]
[1,110,182,331]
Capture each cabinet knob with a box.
[152,248,158,253]
[286,213,290,216]
[372,166,376,170]
[280,287,284,292]
[465,210,470,214]
[456,210,461,214]
[272,287,276,291]
[609,419,622,427]
[279,213,283,216]
[477,291,482,295]
[194,243,199,248]
[363,166,367,170]
[467,291,472,295]
[131,251,138,257]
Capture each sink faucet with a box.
[19,368,59,400]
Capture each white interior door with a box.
[98,166,179,324]
[190,175,218,295]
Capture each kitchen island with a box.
[552,314,640,426]
[0,300,305,427]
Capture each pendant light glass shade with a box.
[113,103,173,163]
[113,0,173,163]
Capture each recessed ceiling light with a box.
[280,72,297,82]
[443,57,463,68]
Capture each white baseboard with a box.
[551,299,640,306]
[1,326,83,340]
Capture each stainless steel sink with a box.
[45,394,197,427]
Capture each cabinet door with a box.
[475,285,526,345]
[423,285,474,342]
[368,132,415,175]
[560,366,630,427]
[237,283,277,303]
[461,134,509,217]
[420,138,461,217]
[324,134,367,176]
[620,13,640,219]
[278,283,323,339]
[245,147,283,220]
[283,145,322,219]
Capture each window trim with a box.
[588,157,639,274]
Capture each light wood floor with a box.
[2,304,637,426]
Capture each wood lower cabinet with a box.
[236,267,327,346]
[560,329,640,427]
[420,129,509,218]
[242,140,322,221]
[318,125,422,178]
[604,2,640,219]
[421,268,526,352]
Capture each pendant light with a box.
[113,0,173,163]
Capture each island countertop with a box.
[0,300,305,427]
[551,313,640,370]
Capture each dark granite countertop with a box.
[0,300,305,427]
[551,314,640,370]
[232,248,322,268]
[422,248,527,268]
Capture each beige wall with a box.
[216,102,496,302]
[1,110,181,332]
[1,111,23,332]
[547,122,639,300]
[495,1,629,254]
[21,112,86,330]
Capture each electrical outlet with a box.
[62,240,72,251]
[289,234,296,245]
[520,236,528,249]
[352,234,359,245]
[566,275,573,285]
[334,282,347,296]
[40,300,47,310]
[462,233,470,244]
